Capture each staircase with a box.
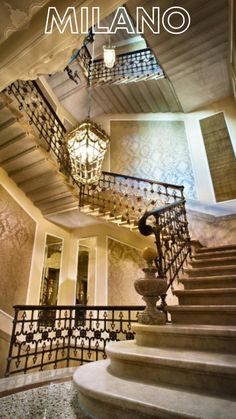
[0,80,186,234]
[73,244,236,419]
[0,90,80,216]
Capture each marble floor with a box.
[0,380,90,419]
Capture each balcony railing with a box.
[80,170,184,225]
[5,305,144,377]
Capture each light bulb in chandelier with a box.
[103,45,116,68]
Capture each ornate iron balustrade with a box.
[80,171,184,225]
[138,199,191,309]
[6,80,78,187]
[5,305,143,377]
[89,48,165,85]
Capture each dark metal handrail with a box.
[102,171,184,191]
[138,198,191,302]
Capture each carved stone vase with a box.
[134,266,168,325]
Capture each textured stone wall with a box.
[110,120,197,199]
[188,210,236,247]
[0,186,36,315]
[107,238,144,306]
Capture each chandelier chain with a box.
[88,33,95,119]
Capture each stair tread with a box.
[194,250,236,258]
[197,245,236,253]
[174,288,236,295]
[132,323,236,336]
[168,305,236,311]
[74,360,236,419]
[106,341,236,372]
[180,275,236,281]
[191,256,236,263]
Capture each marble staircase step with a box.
[194,249,236,260]
[168,305,236,325]
[184,265,236,277]
[190,256,236,268]
[132,323,236,353]
[196,245,236,254]
[106,341,236,398]
[179,275,236,289]
[174,288,236,305]
[74,360,236,419]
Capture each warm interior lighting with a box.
[103,46,116,68]
[66,120,110,185]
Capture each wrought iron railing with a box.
[5,305,143,377]
[6,79,78,187]
[89,48,165,85]
[80,171,184,225]
[138,199,191,308]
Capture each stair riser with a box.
[194,251,236,260]
[191,259,236,268]
[177,295,236,305]
[109,359,236,398]
[170,311,236,325]
[135,334,236,354]
[77,390,183,419]
[197,246,236,253]
[185,268,236,277]
[182,280,236,290]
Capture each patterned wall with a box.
[107,238,144,306]
[0,186,36,315]
[110,120,197,199]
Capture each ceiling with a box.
[126,0,232,112]
[45,0,232,118]
[0,0,50,45]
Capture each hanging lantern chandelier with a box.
[66,35,110,185]
[66,121,110,185]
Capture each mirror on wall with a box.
[76,245,89,305]
[76,237,96,306]
[39,234,63,307]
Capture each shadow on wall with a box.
[57,279,76,305]
[188,210,236,247]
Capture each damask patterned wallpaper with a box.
[107,238,144,306]
[110,120,197,199]
[0,186,36,315]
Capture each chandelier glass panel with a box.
[66,121,110,185]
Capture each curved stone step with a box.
[73,360,236,419]
[184,265,236,278]
[174,289,236,305]
[106,341,236,398]
[132,323,236,353]
[179,275,236,290]
[168,305,236,325]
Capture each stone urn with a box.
[134,247,168,325]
